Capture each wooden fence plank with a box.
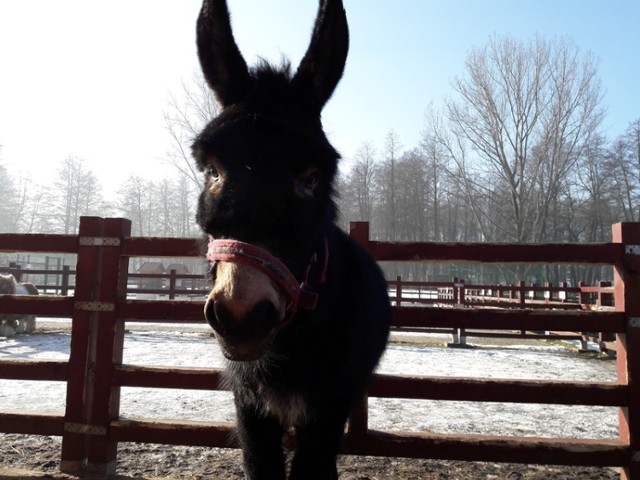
[0,410,65,436]
[344,430,627,466]
[0,360,68,381]
[369,241,623,265]
[369,374,626,406]
[0,295,74,317]
[0,234,78,254]
[394,307,626,333]
[111,367,625,407]
[110,418,237,448]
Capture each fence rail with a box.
[0,217,639,479]
[2,257,618,352]
[3,262,614,308]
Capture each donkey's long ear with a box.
[196,0,251,107]
[292,0,349,113]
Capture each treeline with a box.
[337,120,639,285]
[0,154,200,238]
[338,122,640,243]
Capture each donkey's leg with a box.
[24,315,36,333]
[15,317,26,334]
[0,319,17,337]
[0,320,11,337]
[289,407,350,480]
[235,404,286,480]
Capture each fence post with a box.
[61,265,70,296]
[349,222,371,251]
[61,217,105,473]
[452,277,459,304]
[395,275,402,307]
[598,280,606,307]
[560,282,568,303]
[458,279,466,306]
[518,281,525,308]
[347,222,373,441]
[8,263,22,282]
[169,269,177,300]
[612,223,640,480]
[84,217,131,474]
[578,281,588,307]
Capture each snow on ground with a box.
[0,319,619,440]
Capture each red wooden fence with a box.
[0,217,638,479]
[1,265,614,308]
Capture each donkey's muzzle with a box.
[206,238,322,322]
[205,298,280,361]
[204,260,287,361]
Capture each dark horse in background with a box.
[192,0,392,478]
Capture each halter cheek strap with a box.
[206,237,329,322]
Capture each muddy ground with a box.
[0,434,620,479]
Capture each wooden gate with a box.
[0,216,638,479]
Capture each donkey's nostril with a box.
[211,300,233,330]
[248,300,279,337]
[204,299,225,332]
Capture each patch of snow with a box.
[0,320,619,440]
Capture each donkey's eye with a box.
[296,170,321,197]
[206,164,221,182]
[304,172,319,190]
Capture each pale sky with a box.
[1,1,638,195]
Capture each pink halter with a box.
[206,237,328,322]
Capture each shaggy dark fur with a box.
[192,1,392,479]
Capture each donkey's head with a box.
[0,274,18,294]
[192,0,348,361]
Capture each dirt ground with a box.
[0,434,621,479]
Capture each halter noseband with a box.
[206,237,328,322]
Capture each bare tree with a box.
[605,124,640,222]
[18,181,49,234]
[572,133,612,241]
[427,111,493,242]
[347,141,378,225]
[446,35,603,243]
[628,119,640,172]
[377,131,403,240]
[117,175,155,236]
[0,146,19,232]
[51,155,103,234]
[395,149,428,241]
[173,174,198,237]
[164,70,219,186]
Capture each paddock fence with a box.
[1,264,614,308]
[1,257,615,351]
[1,262,615,352]
[387,275,616,351]
[0,216,638,479]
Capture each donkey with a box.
[0,273,38,336]
[192,1,392,478]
